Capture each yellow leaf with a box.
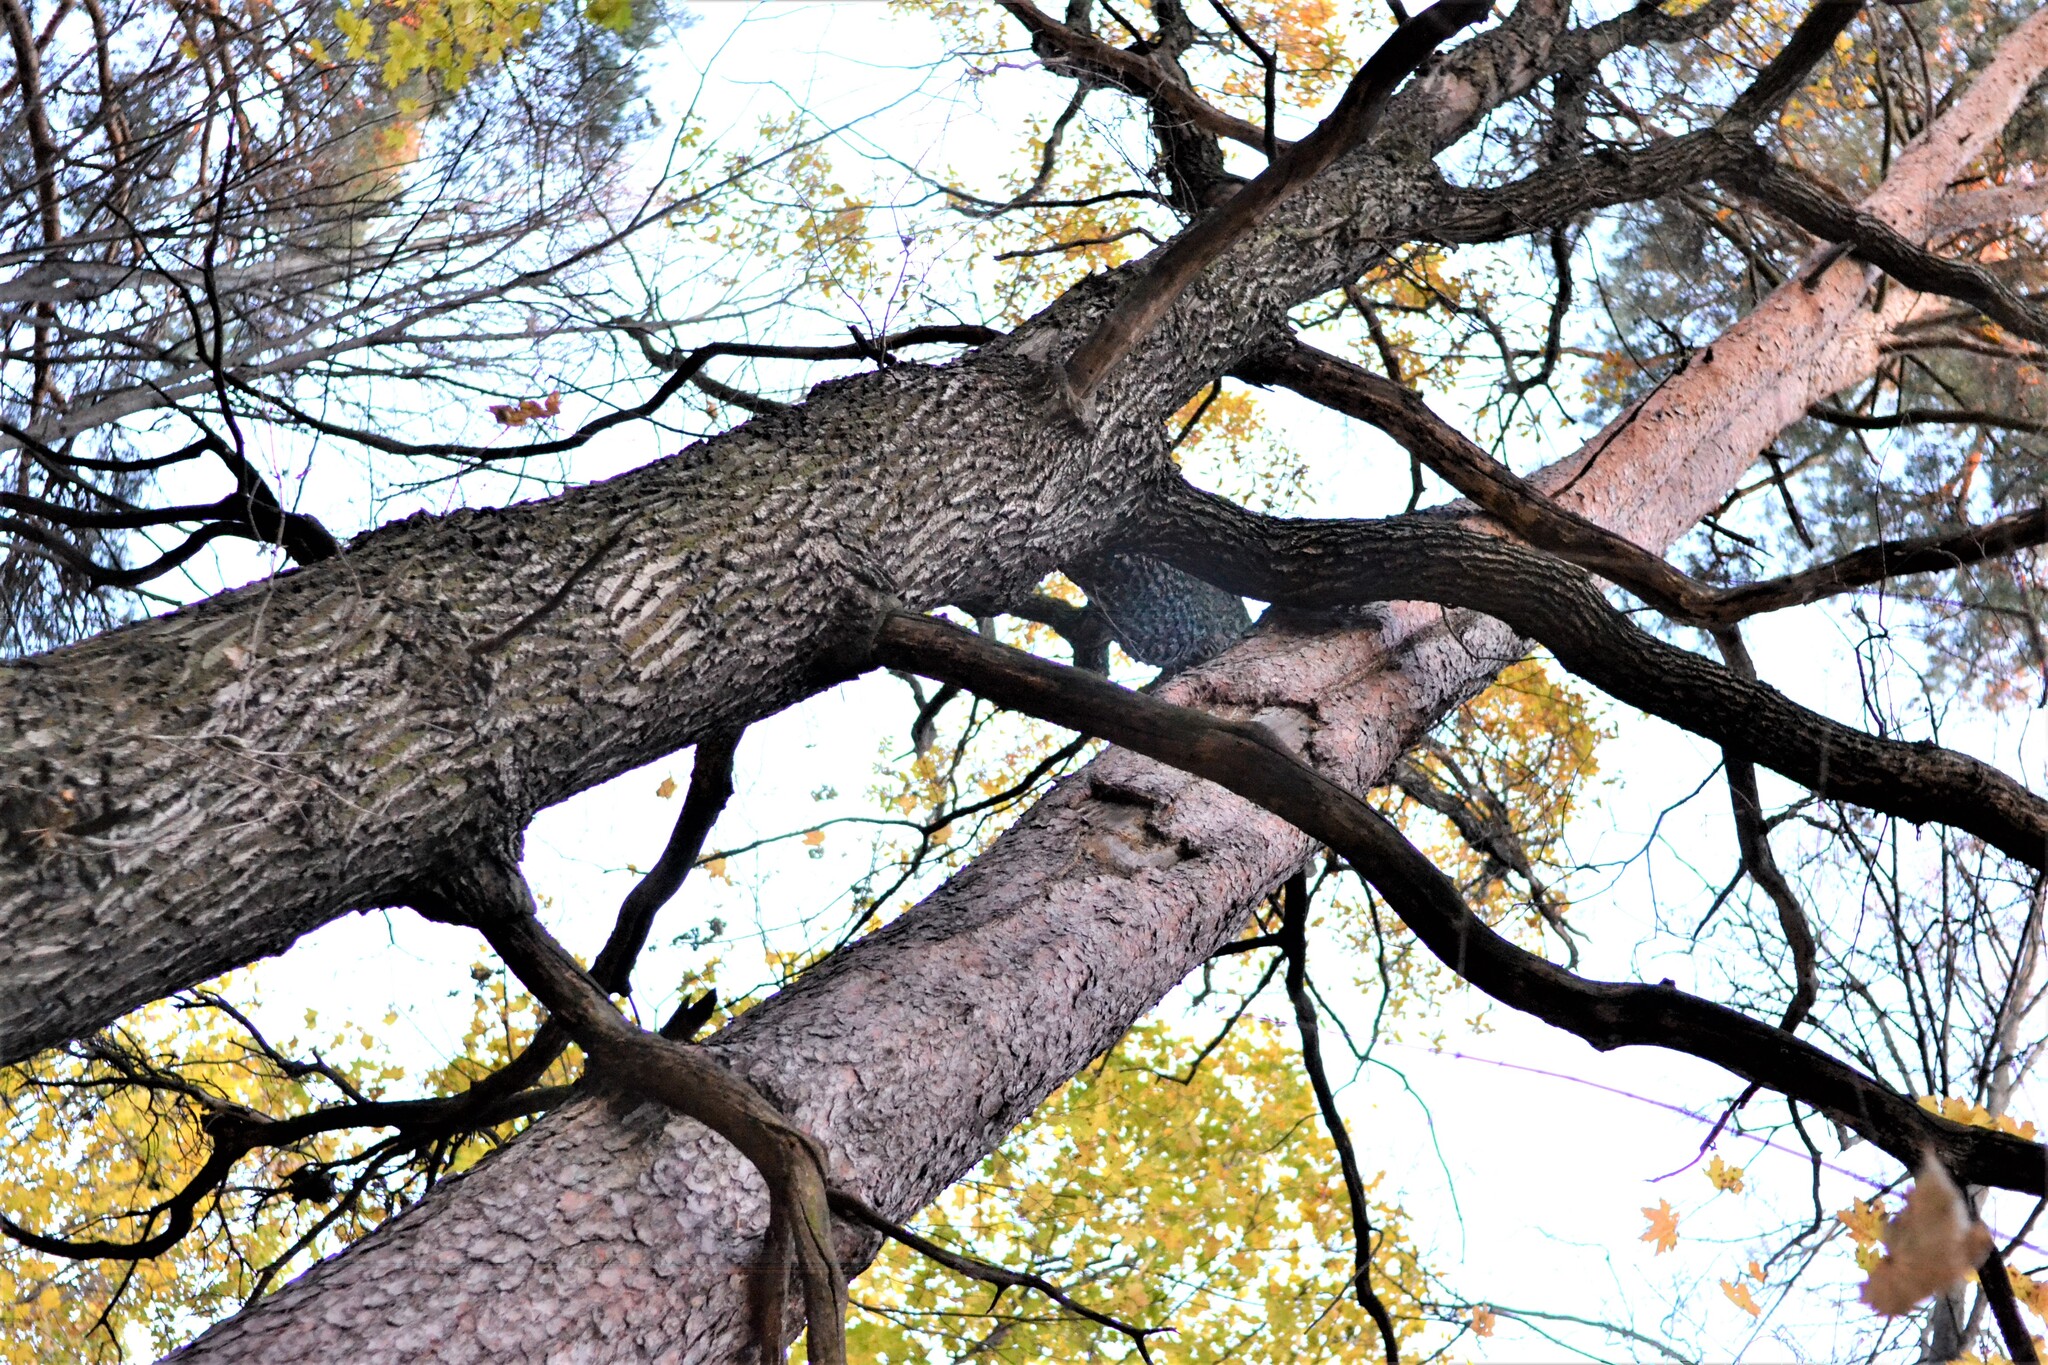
[1721,1279,1761,1317]
[655,776,677,799]
[1705,1154,1745,1193]
[1838,1197,1887,1246]
[2010,1268,2048,1319]
[1641,1199,1679,1254]
[703,857,728,881]
[1917,1094,2039,1140]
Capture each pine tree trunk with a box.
[161,20,2048,1351]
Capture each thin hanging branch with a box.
[1279,871,1402,1364]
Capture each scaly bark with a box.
[164,16,2048,1355]
[3,0,1617,1061]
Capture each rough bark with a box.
[160,20,2048,1350]
[1,0,1609,1061]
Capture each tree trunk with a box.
[1,0,1600,1062]
[160,19,2048,1351]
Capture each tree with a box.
[0,0,696,650]
[9,0,2048,1359]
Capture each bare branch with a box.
[872,611,2048,1194]
[828,1190,1172,1362]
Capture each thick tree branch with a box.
[1061,0,1488,408]
[434,865,851,1365]
[872,611,2048,1193]
[1131,481,2048,868]
[1979,1238,2043,1365]
[995,0,1273,153]
[1241,339,2048,623]
[1729,154,2048,347]
[588,730,740,995]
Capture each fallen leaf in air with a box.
[655,776,677,799]
[488,392,563,427]
[1705,1154,1745,1193]
[1641,1199,1679,1254]
[1721,1279,1762,1317]
[1860,1152,1994,1316]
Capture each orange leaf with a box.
[1470,1305,1496,1338]
[655,776,677,799]
[1721,1279,1762,1317]
[1641,1199,1679,1254]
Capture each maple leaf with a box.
[1470,1305,1496,1338]
[2009,1267,2048,1319]
[1720,1279,1762,1318]
[655,776,677,799]
[1837,1197,1887,1247]
[1705,1154,1745,1193]
[487,392,562,427]
[1640,1199,1679,1254]
[1860,1153,1995,1316]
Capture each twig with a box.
[1280,871,1401,1364]
[827,1189,1172,1362]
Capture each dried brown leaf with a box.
[1860,1153,1994,1316]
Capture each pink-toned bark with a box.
[169,12,2048,1363]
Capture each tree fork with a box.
[0,0,1654,1064]
[59,6,2048,1361]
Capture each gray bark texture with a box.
[161,19,2048,1351]
[0,0,1598,1062]
[0,0,2039,1359]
